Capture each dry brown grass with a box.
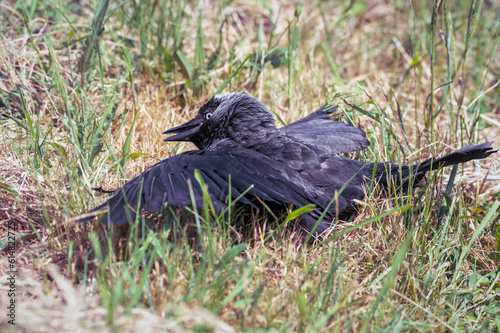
[0,264,235,333]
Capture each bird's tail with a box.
[401,141,497,187]
[415,141,496,172]
[301,142,496,236]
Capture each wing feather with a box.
[282,105,370,154]
[77,150,322,225]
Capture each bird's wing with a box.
[281,104,370,154]
[77,150,320,225]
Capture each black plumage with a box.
[78,93,497,234]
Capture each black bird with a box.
[78,93,497,234]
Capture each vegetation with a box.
[0,0,499,331]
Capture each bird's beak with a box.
[163,117,201,142]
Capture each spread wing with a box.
[77,150,322,225]
[282,105,370,154]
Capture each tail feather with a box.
[370,142,497,192]
[415,141,497,174]
[392,141,498,189]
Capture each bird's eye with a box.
[205,113,213,120]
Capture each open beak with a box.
[163,117,201,142]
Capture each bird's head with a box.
[163,93,277,150]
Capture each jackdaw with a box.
[77,93,497,234]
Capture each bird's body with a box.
[78,93,497,234]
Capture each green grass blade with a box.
[216,53,253,94]
[453,201,500,283]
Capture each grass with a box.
[0,0,499,331]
